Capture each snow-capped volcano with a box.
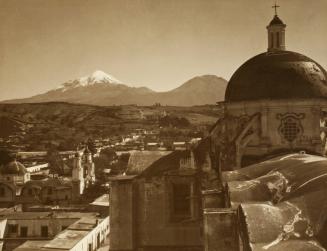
[78,70,122,85]
[56,70,122,91]
[3,73,228,106]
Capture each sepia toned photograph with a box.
[0,0,327,250]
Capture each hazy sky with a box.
[0,0,326,100]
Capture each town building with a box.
[109,7,327,251]
[109,142,217,251]
[0,148,96,209]
[0,160,31,207]
[0,210,109,251]
[0,160,30,186]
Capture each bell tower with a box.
[267,3,286,52]
[84,147,96,185]
[72,151,85,201]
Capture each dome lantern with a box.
[267,3,286,52]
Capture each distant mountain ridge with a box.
[2,71,227,106]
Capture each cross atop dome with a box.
[272,3,280,16]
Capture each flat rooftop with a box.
[13,240,61,251]
[43,229,89,250]
[0,211,97,220]
[89,194,109,207]
[68,217,101,231]
[12,216,108,251]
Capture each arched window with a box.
[271,33,274,48]
[276,32,280,47]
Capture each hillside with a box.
[2,71,227,106]
[0,102,221,151]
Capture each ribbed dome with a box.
[1,160,28,175]
[225,51,327,102]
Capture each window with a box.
[270,33,274,48]
[41,226,48,237]
[20,226,28,237]
[276,32,280,47]
[8,224,18,234]
[28,188,33,196]
[0,187,5,197]
[280,117,301,142]
[170,182,194,222]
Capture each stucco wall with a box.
[136,177,203,249]
[6,218,78,238]
[70,217,109,251]
[109,179,135,251]
[203,208,238,251]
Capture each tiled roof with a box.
[125,150,172,175]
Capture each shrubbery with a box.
[159,115,190,128]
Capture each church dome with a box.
[0,160,28,175]
[225,51,327,102]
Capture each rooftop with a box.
[67,217,100,231]
[125,150,172,175]
[89,194,109,207]
[13,240,57,251]
[43,230,89,250]
[44,217,107,250]
[0,211,97,220]
[224,153,327,250]
[268,15,285,26]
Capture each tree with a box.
[0,149,14,165]
[57,137,80,151]
[83,182,109,201]
[87,138,97,155]
[93,148,118,181]
[159,115,191,128]
[46,147,65,175]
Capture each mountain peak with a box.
[171,75,227,93]
[79,70,122,85]
[54,70,122,91]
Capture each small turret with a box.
[267,3,286,52]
